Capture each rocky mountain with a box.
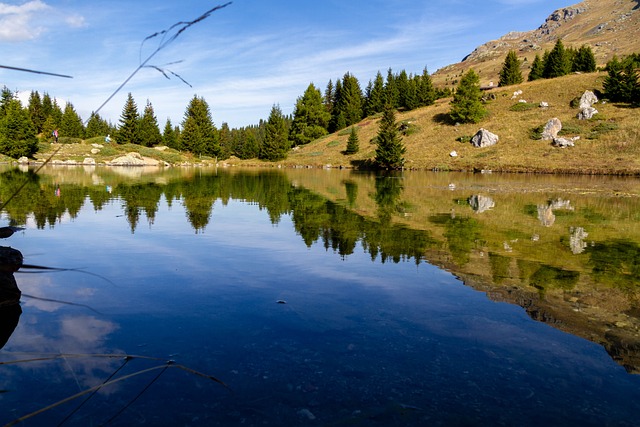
[433,0,640,87]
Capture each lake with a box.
[1,165,640,426]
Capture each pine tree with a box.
[60,102,85,138]
[138,100,162,147]
[345,126,359,154]
[543,39,571,79]
[180,95,219,157]
[27,91,45,134]
[604,56,640,104]
[117,93,140,144]
[85,112,111,138]
[374,105,405,169]
[323,79,335,117]
[449,69,487,124]
[0,86,14,117]
[572,45,597,73]
[163,118,178,149]
[528,54,545,81]
[384,68,399,108]
[289,83,330,146]
[331,73,363,132]
[0,98,38,158]
[416,67,436,107]
[218,122,232,160]
[260,104,289,161]
[363,71,385,116]
[499,50,523,86]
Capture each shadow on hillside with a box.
[433,112,456,126]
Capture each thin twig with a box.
[0,65,72,79]
[89,2,232,122]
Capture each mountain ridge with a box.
[432,0,640,87]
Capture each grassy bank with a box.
[17,72,640,175]
[233,72,639,175]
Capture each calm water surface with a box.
[1,166,639,426]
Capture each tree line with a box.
[0,66,447,166]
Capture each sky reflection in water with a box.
[1,170,640,426]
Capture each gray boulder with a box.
[577,90,598,120]
[577,106,598,120]
[541,118,562,140]
[579,90,598,109]
[471,128,499,148]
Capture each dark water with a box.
[1,166,640,426]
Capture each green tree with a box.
[384,68,399,108]
[0,86,14,117]
[162,118,178,148]
[374,105,405,169]
[449,69,487,124]
[60,101,85,138]
[289,83,330,146]
[543,39,571,79]
[416,67,436,107]
[85,112,111,138]
[345,126,359,154]
[572,45,597,73]
[260,104,289,161]
[603,56,640,105]
[331,73,363,132]
[0,99,38,158]
[27,91,45,134]
[528,54,545,81]
[218,122,232,160]
[499,50,523,86]
[180,95,219,157]
[234,127,260,160]
[363,71,385,116]
[138,100,162,147]
[117,93,140,144]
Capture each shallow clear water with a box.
[1,167,640,426]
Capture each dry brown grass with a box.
[233,72,640,174]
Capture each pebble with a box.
[297,408,316,420]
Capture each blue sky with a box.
[1,0,571,129]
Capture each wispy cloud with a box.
[0,0,50,41]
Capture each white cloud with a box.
[0,0,50,41]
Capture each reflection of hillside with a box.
[2,166,640,372]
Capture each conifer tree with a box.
[572,45,597,73]
[0,98,38,158]
[345,126,359,154]
[604,56,640,105]
[0,86,14,117]
[260,104,289,161]
[449,69,487,124]
[416,67,436,107]
[163,118,178,149]
[499,50,523,86]
[543,39,571,79]
[364,71,385,116]
[117,93,140,144]
[331,73,363,132]
[138,100,162,147]
[85,112,111,138]
[374,104,405,169]
[180,95,219,157]
[323,79,335,117]
[384,68,399,108]
[289,83,330,146]
[528,54,545,81]
[27,91,45,134]
[218,122,232,159]
[60,102,85,138]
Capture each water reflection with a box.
[1,165,640,424]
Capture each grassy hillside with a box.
[229,72,639,174]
